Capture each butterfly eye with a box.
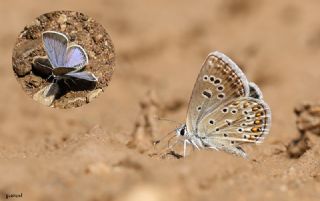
[231,109,237,114]
[180,128,185,136]
[203,75,209,81]
[209,76,215,82]
[238,128,244,133]
[209,119,215,125]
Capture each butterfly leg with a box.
[158,137,182,159]
[190,140,200,150]
[167,134,179,149]
[183,140,195,157]
[205,139,219,151]
[208,146,219,151]
[52,77,58,84]
[168,138,181,150]
[183,140,188,157]
[69,78,77,85]
[46,74,53,82]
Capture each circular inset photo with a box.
[12,10,115,109]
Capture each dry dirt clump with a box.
[127,90,161,153]
[127,90,185,156]
[295,103,320,135]
[287,103,320,158]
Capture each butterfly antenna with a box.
[154,116,183,125]
[153,128,176,147]
[167,134,179,148]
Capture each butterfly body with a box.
[175,124,208,155]
[52,67,78,76]
[176,51,271,158]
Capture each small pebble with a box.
[33,83,59,106]
[57,14,67,24]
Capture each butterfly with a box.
[33,31,97,83]
[175,51,271,158]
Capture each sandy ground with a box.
[1,0,320,200]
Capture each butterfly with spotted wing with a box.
[175,51,271,158]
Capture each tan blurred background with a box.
[1,0,320,200]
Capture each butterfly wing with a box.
[186,51,250,134]
[198,97,271,157]
[64,44,88,70]
[64,71,98,82]
[42,31,68,68]
[32,57,53,77]
[249,82,263,99]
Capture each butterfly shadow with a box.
[32,57,97,98]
